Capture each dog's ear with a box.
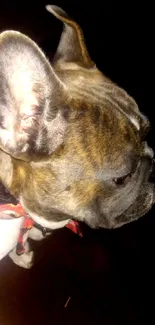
[0,30,69,159]
[46,5,95,68]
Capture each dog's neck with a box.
[0,149,28,199]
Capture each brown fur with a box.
[0,5,154,234]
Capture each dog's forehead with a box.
[58,64,149,136]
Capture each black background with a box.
[0,1,155,325]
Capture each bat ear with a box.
[46,5,95,68]
[0,30,69,160]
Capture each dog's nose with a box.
[148,159,155,183]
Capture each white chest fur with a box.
[29,213,70,229]
[20,198,70,229]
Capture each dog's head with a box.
[0,5,154,228]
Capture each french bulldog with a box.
[0,5,154,267]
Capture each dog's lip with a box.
[153,188,155,204]
[148,163,155,183]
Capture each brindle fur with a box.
[0,5,154,233]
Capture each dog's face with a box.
[0,5,154,229]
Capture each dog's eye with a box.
[113,173,132,186]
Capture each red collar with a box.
[0,200,82,256]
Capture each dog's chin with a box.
[115,182,155,228]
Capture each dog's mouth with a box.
[115,182,155,227]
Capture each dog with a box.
[0,5,154,268]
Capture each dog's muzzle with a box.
[148,159,155,183]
